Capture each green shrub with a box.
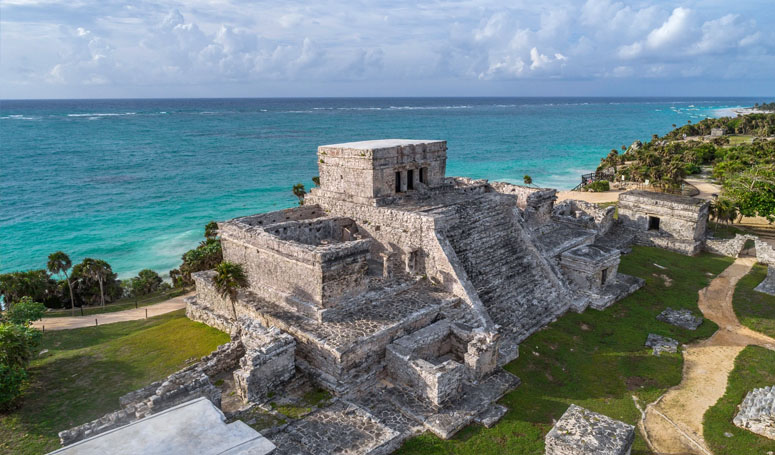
[4,297,46,326]
[684,163,702,175]
[0,364,27,411]
[585,180,610,192]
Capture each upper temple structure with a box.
[66,138,758,455]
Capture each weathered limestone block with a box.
[233,318,296,403]
[755,266,775,296]
[757,239,775,265]
[734,385,775,439]
[545,404,635,455]
[552,199,616,235]
[645,333,679,355]
[704,234,754,257]
[657,307,703,330]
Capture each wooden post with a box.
[145,308,148,319]
[95,318,98,326]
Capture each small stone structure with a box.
[710,127,726,137]
[233,317,296,403]
[618,190,709,255]
[49,398,275,455]
[560,244,623,310]
[657,307,703,330]
[545,404,635,455]
[755,266,775,296]
[645,333,679,355]
[386,321,498,407]
[733,385,775,440]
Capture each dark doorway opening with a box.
[601,268,608,286]
[395,171,402,193]
[648,216,660,231]
[407,169,414,190]
[419,167,427,184]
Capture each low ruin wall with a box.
[59,341,244,446]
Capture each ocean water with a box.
[0,97,756,278]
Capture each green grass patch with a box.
[43,287,192,318]
[0,309,228,455]
[733,263,775,338]
[397,246,733,455]
[726,135,754,146]
[704,346,775,454]
[708,222,744,240]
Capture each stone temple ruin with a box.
[73,138,773,454]
[180,139,645,452]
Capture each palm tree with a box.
[213,261,247,319]
[292,183,306,206]
[523,175,533,186]
[47,251,75,315]
[82,258,109,307]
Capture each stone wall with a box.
[552,199,616,235]
[233,318,296,403]
[705,234,752,257]
[219,220,372,315]
[490,181,557,229]
[757,239,775,265]
[59,341,244,446]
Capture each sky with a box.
[1,0,774,99]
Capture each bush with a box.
[585,180,610,192]
[129,270,164,297]
[684,163,702,175]
[3,297,46,326]
[0,364,27,411]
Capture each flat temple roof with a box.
[319,139,444,151]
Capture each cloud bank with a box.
[1,0,773,98]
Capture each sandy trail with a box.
[641,257,775,454]
[32,292,193,331]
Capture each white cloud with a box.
[0,0,774,97]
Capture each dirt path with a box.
[641,257,775,454]
[32,292,193,331]
[556,189,625,203]
[684,178,721,201]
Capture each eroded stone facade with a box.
[618,190,709,255]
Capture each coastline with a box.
[713,106,771,118]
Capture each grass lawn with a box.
[0,309,228,455]
[704,346,775,454]
[43,287,192,318]
[733,263,775,338]
[726,135,754,146]
[707,221,745,240]
[397,246,733,455]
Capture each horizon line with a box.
[2,95,772,102]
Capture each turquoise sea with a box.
[0,97,756,278]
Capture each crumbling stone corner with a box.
[233,318,296,403]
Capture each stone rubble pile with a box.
[645,333,679,355]
[733,385,775,440]
[657,307,703,330]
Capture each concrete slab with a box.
[48,398,275,455]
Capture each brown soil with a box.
[641,257,775,454]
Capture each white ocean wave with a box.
[1,114,40,120]
[67,112,136,117]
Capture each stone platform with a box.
[48,398,275,455]
[755,266,775,296]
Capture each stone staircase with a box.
[440,195,569,344]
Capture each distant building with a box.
[710,128,726,137]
